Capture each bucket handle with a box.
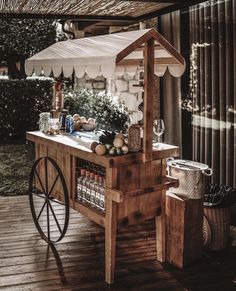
[202,168,213,176]
[166,157,174,175]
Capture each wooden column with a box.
[105,195,117,284]
[143,38,154,162]
[156,190,166,262]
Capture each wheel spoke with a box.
[36,200,47,222]
[48,200,62,234]
[46,201,50,241]
[35,193,46,200]
[49,198,66,206]
[31,191,46,200]
[44,158,49,197]
[35,169,46,194]
[48,174,59,197]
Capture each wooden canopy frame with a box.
[115,28,184,163]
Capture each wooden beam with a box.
[149,29,185,65]
[116,29,154,63]
[117,58,180,66]
[0,12,135,22]
[143,37,154,162]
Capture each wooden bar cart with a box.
[27,132,179,284]
[26,28,184,284]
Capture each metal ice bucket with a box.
[167,159,212,199]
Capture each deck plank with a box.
[0,195,236,290]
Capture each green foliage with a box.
[0,19,63,78]
[64,89,129,132]
[0,79,53,143]
[0,18,57,61]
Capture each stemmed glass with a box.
[153,119,165,145]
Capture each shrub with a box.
[0,79,53,143]
[64,89,129,132]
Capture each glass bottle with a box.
[87,172,94,206]
[83,170,90,203]
[94,175,100,210]
[77,169,85,201]
[90,173,97,208]
[102,177,106,212]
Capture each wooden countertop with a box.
[26,131,179,167]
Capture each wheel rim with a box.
[28,157,70,243]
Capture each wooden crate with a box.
[166,192,203,268]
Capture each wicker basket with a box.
[203,207,230,250]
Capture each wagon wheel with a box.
[28,157,69,244]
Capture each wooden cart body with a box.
[27,131,179,283]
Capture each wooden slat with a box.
[71,200,105,227]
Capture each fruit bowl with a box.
[81,123,96,131]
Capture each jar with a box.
[59,109,68,131]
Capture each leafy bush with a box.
[64,89,129,132]
[0,79,53,143]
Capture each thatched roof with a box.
[0,1,208,21]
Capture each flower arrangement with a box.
[64,89,129,132]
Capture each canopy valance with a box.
[25,28,185,79]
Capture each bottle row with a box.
[76,169,106,212]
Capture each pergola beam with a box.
[0,12,136,22]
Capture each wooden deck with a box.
[0,195,236,291]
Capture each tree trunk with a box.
[6,53,26,79]
[19,57,26,79]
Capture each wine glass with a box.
[153,119,165,145]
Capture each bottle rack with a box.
[75,158,106,213]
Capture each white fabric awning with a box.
[25,28,185,78]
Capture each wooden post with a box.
[156,190,166,262]
[105,195,117,284]
[166,193,203,268]
[143,37,154,162]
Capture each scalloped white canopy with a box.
[25,28,185,78]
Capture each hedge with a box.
[0,79,53,143]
